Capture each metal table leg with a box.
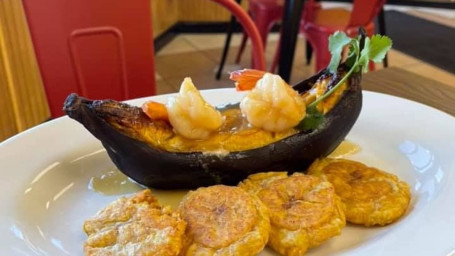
[216,0,242,80]
[277,0,304,82]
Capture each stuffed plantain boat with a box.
[64,29,393,189]
[63,64,362,189]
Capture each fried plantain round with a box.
[83,189,186,256]
[239,172,345,256]
[177,185,270,256]
[307,158,411,226]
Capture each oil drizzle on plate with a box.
[89,168,188,209]
[150,189,188,210]
[328,140,361,158]
[88,168,143,196]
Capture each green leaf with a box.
[296,106,324,131]
[358,35,393,73]
[328,31,352,73]
[368,35,392,62]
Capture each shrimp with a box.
[166,77,223,140]
[230,69,267,91]
[238,71,306,132]
[142,101,169,121]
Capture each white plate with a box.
[1,89,455,256]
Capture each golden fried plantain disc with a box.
[178,185,270,256]
[239,172,345,256]
[307,158,411,226]
[83,189,186,256]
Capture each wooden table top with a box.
[362,67,455,116]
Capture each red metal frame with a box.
[212,0,266,70]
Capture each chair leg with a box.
[270,35,281,72]
[249,14,272,70]
[305,39,312,65]
[378,7,388,68]
[235,31,248,64]
[217,13,237,80]
[235,7,275,69]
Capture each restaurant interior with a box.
[0,0,453,141]
[1,1,455,255]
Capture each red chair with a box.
[235,0,321,71]
[214,0,266,71]
[23,0,157,118]
[24,0,264,118]
[301,0,387,71]
[235,0,386,73]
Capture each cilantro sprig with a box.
[298,31,392,131]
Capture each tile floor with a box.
[154,9,455,95]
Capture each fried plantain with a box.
[307,158,411,226]
[83,189,186,256]
[177,185,270,256]
[239,172,345,256]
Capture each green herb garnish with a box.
[295,105,324,131]
[328,31,352,73]
[298,31,392,131]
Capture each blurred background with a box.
[0,0,454,142]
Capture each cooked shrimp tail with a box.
[142,101,169,121]
[230,69,267,91]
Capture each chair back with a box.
[348,0,386,27]
[23,0,156,117]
